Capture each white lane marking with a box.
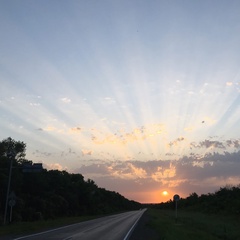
[14,211,145,240]
[13,223,79,240]
[123,209,146,240]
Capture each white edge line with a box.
[13,222,80,240]
[14,210,146,240]
[123,209,146,240]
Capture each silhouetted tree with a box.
[0,137,141,223]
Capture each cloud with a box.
[29,102,40,106]
[103,97,116,103]
[110,162,147,180]
[44,163,68,171]
[99,97,116,106]
[44,126,57,132]
[80,163,109,176]
[91,124,165,145]
[151,163,176,182]
[33,149,52,157]
[165,153,176,156]
[226,82,233,86]
[70,127,82,133]
[176,152,240,181]
[76,160,178,188]
[199,139,225,149]
[61,97,71,103]
[226,139,240,148]
[168,137,185,147]
[68,148,76,154]
[184,126,194,132]
[190,138,240,150]
[82,149,92,156]
[74,150,240,202]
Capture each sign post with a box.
[9,191,16,223]
[173,194,180,222]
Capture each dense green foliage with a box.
[0,138,141,224]
[147,208,240,240]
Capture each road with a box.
[14,210,146,240]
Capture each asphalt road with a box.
[14,210,146,240]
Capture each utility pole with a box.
[3,147,15,225]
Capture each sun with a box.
[162,191,169,196]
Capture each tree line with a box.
[149,185,240,215]
[0,137,141,224]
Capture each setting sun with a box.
[162,191,169,196]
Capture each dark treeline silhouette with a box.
[0,138,141,224]
[147,186,240,215]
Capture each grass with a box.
[2,210,240,239]
[0,215,97,238]
[147,208,240,240]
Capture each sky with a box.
[0,0,240,203]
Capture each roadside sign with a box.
[173,194,180,221]
[8,191,16,223]
[9,199,16,207]
[23,163,43,172]
[173,194,180,201]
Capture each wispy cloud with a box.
[44,126,57,132]
[61,97,71,103]
[32,149,52,157]
[70,127,82,133]
[190,138,240,150]
[110,162,147,180]
[168,137,185,147]
[82,149,92,156]
[44,163,68,171]
[226,82,233,86]
[29,102,40,107]
[91,124,165,145]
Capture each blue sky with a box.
[1,0,240,203]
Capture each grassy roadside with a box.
[0,215,97,238]
[147,208,240,240]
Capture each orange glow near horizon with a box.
[126,190,176,204]
[162,191,169,196]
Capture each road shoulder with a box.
[129,210,159,240]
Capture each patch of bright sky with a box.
[1,1,240,201]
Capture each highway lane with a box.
[14,209,146,240]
